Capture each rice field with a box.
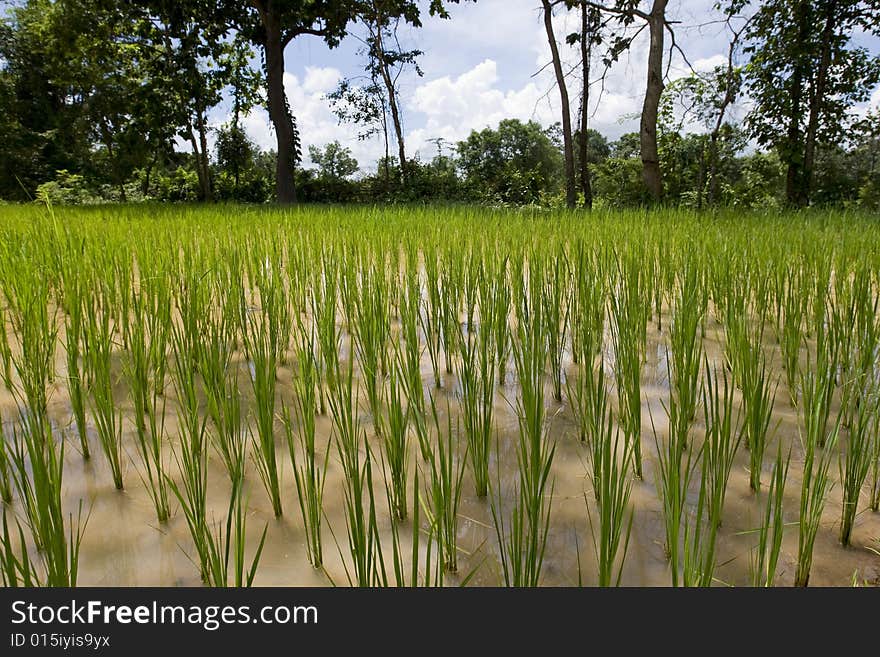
[1,204,879,587]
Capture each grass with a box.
[749,443,790,587]
[838,376,877,546]
[9,414,85,586]
[586,379,634,586]
[609,246,648,479]
[84,286,125,490]
[702,362,742,527]
[243,302,283,518]
[651,404,699,587]
[61,264,90,459]
[380,366,410,520]
[795,368,840,587]
[727,314,776,492]
[1,204,879,588]
[458,294,496,498]
[284,342,329,568]
[329,360,384,587]
[492,261,555,587]
[425,395,466,573]
[124,277,171,521]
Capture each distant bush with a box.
[35,170,103,205]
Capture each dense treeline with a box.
[0,0,878,209]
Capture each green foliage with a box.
[309,141,360,181]
[457,119,563,205]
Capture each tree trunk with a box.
[579,2,593,209]
[640,0,668,203]
[707,130,720,205]
[142,152,157,197]
[542,0,576,209]
[708,21,742,206]
[257,2,297,204]
[803,1,837,207]
[785,3,809,208]
[187,128,208,201]
[373,22,407,185]
[697,138,705,210]
[785,68,803,207]
[195,108,212,202]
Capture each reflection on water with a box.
[1,306,878,588]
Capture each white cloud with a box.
[302,66,342,94]
[238,68,387,172]
[406,59,559,160]
[693,54,728,72]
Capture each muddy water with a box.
[1,310,878,587]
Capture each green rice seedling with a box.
[385,468,445,587]
[458,307,496,498]
[1,509,37,586]
[425,395,466,573]
[841,265,878,430]
[349,258,391,430]
[84,292,124,490]
[284,345,328,568]
[586,399,634,586]
[440,250,463,376]
[243,308,283,518]
[567,356,608,447]
[701,362,742,527]
[251,242,291,364]
[668,259,704,447]
[167,316,211,579]
[422,246,444,388]
[728,320,776,493]
[491,257,511,386]
[199,293,245,488]
[543,253,569,403]
[871,421,880,512]
[0,303,13,390]
[778,265,806,405]
[491,274,556,587]
[610,248,648,478]
[490,447,555,588]
[200,481,268,588]
[807,318,839,449]
[380,367,410,520]
[329,362,385,587]
[9,418,85,586]
[462,253,480,337]
[583,363,612,499]
[0,407,12,503]
[680,457,717,587]
[123,292,171,521]
[838,380,877,546]
[7,269,57,423]
[749,444,790,587]
[795,377,840,587]
[570,242,605,369]
[312,250,341,414]
[651,405,700,587]
[397,263,431,460]
[62,269,90,459]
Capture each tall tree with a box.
[566,2,609,208]
[576,3,600,208]
[342,1,474,187]
[575,1,677,202]
[541,0,576,209]
[744,0,880,207]
[355,2,420,184]
[225,2,353,203]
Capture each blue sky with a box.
[218,0,880,173]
